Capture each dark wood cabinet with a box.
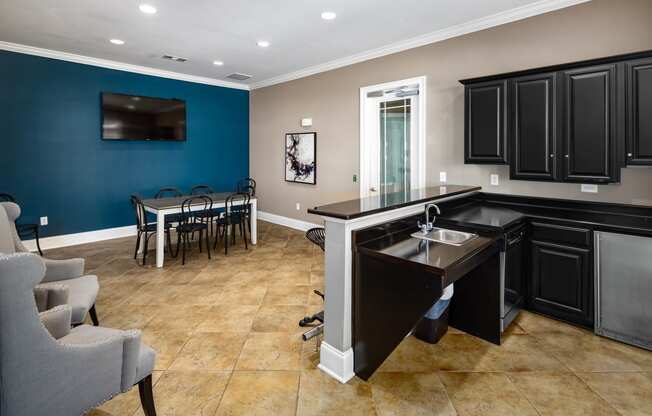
[626,57,652,165]
[528,221,593,328]
[509,73,558,181]
[465,80,508,164]
[561,64,619,183]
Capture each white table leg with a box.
[250,199,257,244]
[156,211,165,268]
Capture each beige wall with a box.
[250,0,652,224]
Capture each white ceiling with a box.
[0,0,589,89]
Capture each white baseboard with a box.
[22,224,137,252]
[318,342,355,383]
[258,210,321,232]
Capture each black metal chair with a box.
[155,187,183,226]
[174,195,212,265]
[236,178,256,234]
[130,194,174,265]
[190,185,214,195]
[1,193,43,255]
[300,228,326,334]
[214,192,250,255]
[189,185,221,235]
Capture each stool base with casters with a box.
[301,226,326,344]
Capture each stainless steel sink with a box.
[411,227,478,246]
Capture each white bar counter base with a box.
[312,186,480,382]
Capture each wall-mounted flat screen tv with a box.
[101,92,186,141]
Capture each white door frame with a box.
[359,76,427,199]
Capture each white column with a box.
[250,199,258,244]
[155,211,166,268]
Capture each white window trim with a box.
[359,76,427,199]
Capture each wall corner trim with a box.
[258,210,321,231]
[318,342,355,384]
[0,41,250,91]
[249,0,591,89]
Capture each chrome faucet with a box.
[418,203,441,234]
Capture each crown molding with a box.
[0,41,250,91]
[250,0,591,89]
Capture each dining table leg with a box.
[156,211,166,268]
[250,199,257,245]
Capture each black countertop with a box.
[308,185,481,220]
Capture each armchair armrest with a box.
[41,257,85,282]
[40,305,72,339]
[34,283,69,311]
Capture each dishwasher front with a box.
[595,231,652,351]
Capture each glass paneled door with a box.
[360,77,426,198]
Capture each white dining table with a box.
[142,192,257,267]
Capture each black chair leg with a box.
[224,225,229,255]
[142,232,149,266]
[205,230,211,259]
[34,227,44,256]
[172,232,181,258]
[138,374,157,416]
[134,232,142,260]
[166,229,174,257]
[89,304,99,326]
[182,234,187,265]
[198,229,203,253]
[241,221,248,250]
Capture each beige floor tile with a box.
[369,372,455,416]
[168,284,223,305]
[125,284,184,306]
[236,332,302,371]
[100,305,158,330]
[91,371,163,416]
[439,372,537,416]
[145,305,212,331]
[141,329,192,370]
[508,372,619,416]
[262,285,311,305]
[134,370,230,416]
[472,333,568,372]
[297,369,376,416]
[216,371,299,416]
[514,310,590,336]
[252,304,307,333]
[169,332,247,371]
[196,304,260,332]
[576,372,652,416]
[216,283,268,305]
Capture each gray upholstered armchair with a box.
[0,252,157,416]
[0,201,100,325]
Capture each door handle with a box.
[370,187,378,192]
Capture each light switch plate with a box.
[439,171,447,183]
[40,216,48,226]
[296,203,301,211]
[300,118,313,127]
[490,174,499,186]
[581,184,598,193]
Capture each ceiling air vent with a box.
[161,54,188,63]
[226,73,252,81]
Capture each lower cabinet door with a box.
[529,240,593,327]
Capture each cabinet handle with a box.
[564,155,569,158]
[549,154,554,158]
[627,153,633,157]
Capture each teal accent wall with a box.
[0,50,249,237]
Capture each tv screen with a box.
[101,93,186,141]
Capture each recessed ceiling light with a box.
[213,60,224,66]
[139,4,157,14]
[321,11,336,20]
[109,39,125,45]
[257,40,270,48]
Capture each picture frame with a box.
[285,132,317,185]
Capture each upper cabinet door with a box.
[562,64,619,183]
[465,80,508,164]
[509,73,558,181]
[626,58,652,165]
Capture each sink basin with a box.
[411,227,478,246]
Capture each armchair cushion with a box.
[53,275,99,324]
[39,305,72,339]
[34,283,69,311]
[41,257,85,282]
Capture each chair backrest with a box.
[225,192,250,219]
[0,193,16,202]
[237,178,256,196]
[179,195,213,225]
[306,227,326,251]
[190,185,214,195]
[0,202,27,254]
[155,187,182,199]
[130,194,147,231]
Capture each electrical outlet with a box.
[490,174,499,186]
[296,203,301,211]
[439,171,447,183]
[353,174,357,183]
[581,184,598,193]
[40,216,48,226]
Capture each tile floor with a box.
[43,221,652,415]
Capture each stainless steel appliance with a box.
[595,231,652,351]
[501,224,526,331]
